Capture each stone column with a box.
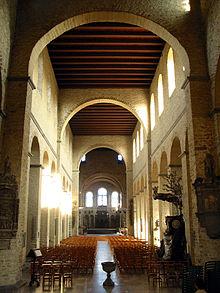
[72,169,79,235]
[146,97,154,245]
[27,162,43,252]
[40,208,50,247]
[140,192,145,239]
[126,168,133,233]
[133,196,137,238]
[181,150,195,260]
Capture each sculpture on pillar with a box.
[152,171,183,214]
[0,157,19,247]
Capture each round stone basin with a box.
[101,261,116,273]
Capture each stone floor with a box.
[3,240,182,293]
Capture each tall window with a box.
[111,191,119,208]
[167,48,176,97]
[158,74,164,116]
[133,138,136,163]
[150,93,156,130]
[85,191,93,207]
[136,130,140,157]
[140,126,144,150]
[98,187,107,206]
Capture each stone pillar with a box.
[72,170,79,235]
[143,185,149,241]
[126,168,133,233]
[26,163,42,252]
[55,208,60,245]
[0,78,34,286]
[146,97,154,245]
[133,196,137,238]
[40,208,50,247]
[184,76,220,264]
[181,150,195,260]
[140,192,146,239]
[49,208,55,247]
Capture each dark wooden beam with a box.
[50,42,164,46]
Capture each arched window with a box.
[85,191,93,207]
[98,187,107,206]
[140,125,144,150]
[136,130,140,157]
[150,93,156,130]
[111,191,119,208]
[133,138,136,163]
[167,48,176,97]
[158,74,164,116]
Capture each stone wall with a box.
[0,0,17,109]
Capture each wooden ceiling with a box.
[48,22,165,135]
[69,103,137,136]
[48,22,165,88]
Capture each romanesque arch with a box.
[60,99,147,142]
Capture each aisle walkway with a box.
[6,240,181,293]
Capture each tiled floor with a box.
[3,241,181,293]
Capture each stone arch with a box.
[43,151,49,168]
[30,136,40,164]
[152,160,158,183]
[60,99,147,141]
[160,151,168,174]
[170,136,182,165]
[28,11,190,79]
[51,161,56,174]
[76,144,128,171]
[62,176,66,191]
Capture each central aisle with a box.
[15,239,182,292]
[86,240,181,293]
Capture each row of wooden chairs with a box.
[146,260,187,287]
[108,235,187,287]
[31,236,98,291]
